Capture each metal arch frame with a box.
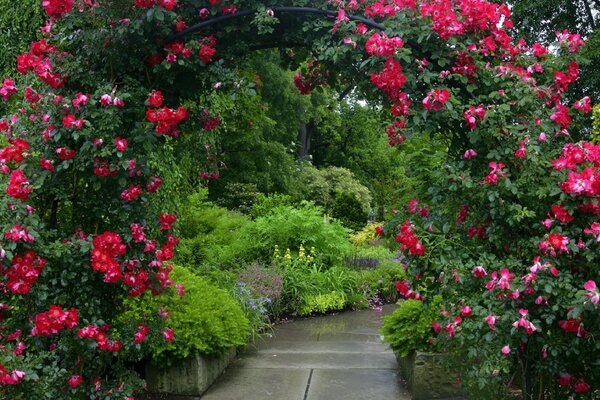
[166,6,386,43]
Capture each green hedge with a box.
[125,265,251,364]
[0,0,44,75]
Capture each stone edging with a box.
[394,351,466,400]
[144,348,237,399]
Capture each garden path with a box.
[201,304,409,400]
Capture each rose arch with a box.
[0,0,598,399]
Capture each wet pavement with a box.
[201,304,410,400]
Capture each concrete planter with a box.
[395,351,465,400]
[145,348,237,399]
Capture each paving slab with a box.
[306,368,411,400]
[234,350,398,369]
[200,306,403,400]
[200,368,310,400]
[251,340,390,353]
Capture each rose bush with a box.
[0,0,596,399]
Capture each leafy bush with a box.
[177,189,254,270]
[250,193,294,218]
[242,202,353,266]
[299,291,346,316]
[359,260,406,302]
[126,265,251,364]
[381,296,442,357]
[349,222,383,247]
[297,165,372,214]
[279,257,367,316]
[331,191,369,231]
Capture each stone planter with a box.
[395,351,466,400]
[144,348,237,399]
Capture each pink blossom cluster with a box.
[77,325,123,352]
[365,33,404,57]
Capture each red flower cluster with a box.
[395,280,422,300]
[2,251,46,295]
[420,0,511,40]
[42,0,73,19]
[56,147,76,160]
[31,305,78,336]
[68,375,83,388]
[159,214,177,230]
[91,232,126,283]
[0,138,29,165]
[134,0,177,11]
[6,170,32,201]
[5,224,34,243]
[395,221,426,256]
[370,58,406,102]
[293,61,329,95]
[483,161,506,184]
[145,93,188,137]
[386,120,406,146]
[16,40,65,89]
[77,325,123,352]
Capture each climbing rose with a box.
[148,90,163,108]
[42,0,73,19]
[583,280,600,304]
[422,88,451,111]
[162,328,175,342]
[574,378,591,393]
[56,147,76,160]
[199,45,216,63]
[501,345,511,357]
[68,375,83,388]
[6,170,32,201]
[0,79,18,101]
[115,137,128,152]
[120,185,142,202]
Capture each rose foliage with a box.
[0,0,597,399]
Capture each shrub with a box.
[279,257,367,316]
[331,191,369,231]
[381,296,442,357]
[126,265,251,364]
[349,222,383,247]
[177,189,254,270]
[359,260,406,303]
[299,291,346,316]
[242,202,353,266]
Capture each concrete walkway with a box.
[201,305,410,400]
